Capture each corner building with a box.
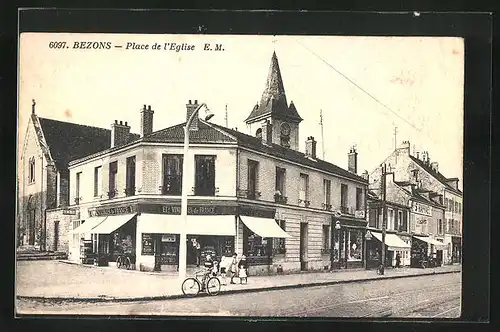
[49,52,369,275]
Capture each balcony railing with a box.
[298,199,311,207]
[74,197,82,205]
[340,205,349,214]
[108,189,118,199]
[274,194,288,204]
[236,189,261,200]
[124,187,135,197]
[322,203,333,211]
[321,248,331,255]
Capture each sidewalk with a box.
[16,260,461,303]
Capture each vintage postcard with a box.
[16,32,463,318]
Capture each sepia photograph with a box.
[16,32,464,318]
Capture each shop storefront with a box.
[365,231,411,268]
[330,217,367,270]
[451,236,461,264]
[411,235,447,267]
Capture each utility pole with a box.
[225,104,228,127]
[320,109,325,159]
[380,164,387,275]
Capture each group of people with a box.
[203,253,248,285]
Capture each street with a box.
[17,272,460,318]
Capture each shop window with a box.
[356,188,363,210]
[94,166,102,197]
[125,156,136,196]
[299,173,309,205]
[247,159,259,199]
[322,224,330,254]
[108,161,118,198]
[28,157,35,183]
[340,184,348,213]
[195,155,216,196]
[347,230,362,261]
[162,154,183,195]
[244,226,272,264]
[273,220,286,254]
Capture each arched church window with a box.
[28,157,35,183]
[255,128,262,139]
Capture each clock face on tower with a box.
[280,122,291,136]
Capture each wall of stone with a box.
[45,208,76,253]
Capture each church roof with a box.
[245,52,303,123]
[37,116,139,171]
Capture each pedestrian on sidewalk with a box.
[395,252,401,268]
[238,255,248,284]
[229,253,238,284]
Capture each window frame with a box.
[162,154,184,196]
[356,187,363,211]
[340,184,348,212]
[94,166,102,197]
[28,157,36,183]
[323,179,332,208]
[125,156,136,196]
[108,161,118,198]
[194,155,216,196]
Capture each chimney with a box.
[361,170,369,182]
[399,140,410,152]
[261,120,272,144]
[348,146,358,174]
[111,120,131,148]
[186,99,200,131]
[416,151,420,159]
[431,162,439,172]
[305,136,317,159]
[140,104,154,137]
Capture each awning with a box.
[138,214,236,236]
[414,236,448,250]
[372,232,411,251]
[239,216,292,238]
[187,216,236,236]
[139,214,180,234]
[90,213,137,234]
[70,216,107,234]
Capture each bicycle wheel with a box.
[125,257,132,270]
[116,256,122,268]
[181,278,200,297]
[206,277,221,296]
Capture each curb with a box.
[17,269,461,304]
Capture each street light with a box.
[178,103,214,281]
[364,230,372,269]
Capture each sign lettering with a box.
[89,204,138,217]
[411,202,432,216]
[63,209,77,215]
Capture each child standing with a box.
[229,253,238,284]
[238,255,248,284]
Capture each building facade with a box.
[46,52,369,275]
[17,101,124,251]
[368,141,461,266]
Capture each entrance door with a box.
[436,250,443,266]
[29,209,35,245]
[300,222,308,271]
[53,221,59,251]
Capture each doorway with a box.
[53,220,60,251]
[300,222,308,271]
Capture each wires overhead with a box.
[292,37,436,145]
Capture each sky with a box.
[18,33,464,189]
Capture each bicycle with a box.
[181,269,221,297]
[116,254,132,270]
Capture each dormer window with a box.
[28,157,35,183]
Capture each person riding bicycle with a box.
[200,254,217,287]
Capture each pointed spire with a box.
[32,99,36,114]
[245,52,302,124]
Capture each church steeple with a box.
[245,52,303,124]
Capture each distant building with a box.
[368,141,462,266]
[44,51,369,275]
[17,100,138,251]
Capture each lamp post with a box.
[331,220,341,270]
[178,103,214,281]
[364,230,372,269]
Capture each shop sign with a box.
[63,209,77,215]
[411,202,432,216]
[89,204,138,217]
[162,234,176,242]
[140,203,238,215]
[354,210,365,219]
[141,233,154,255]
